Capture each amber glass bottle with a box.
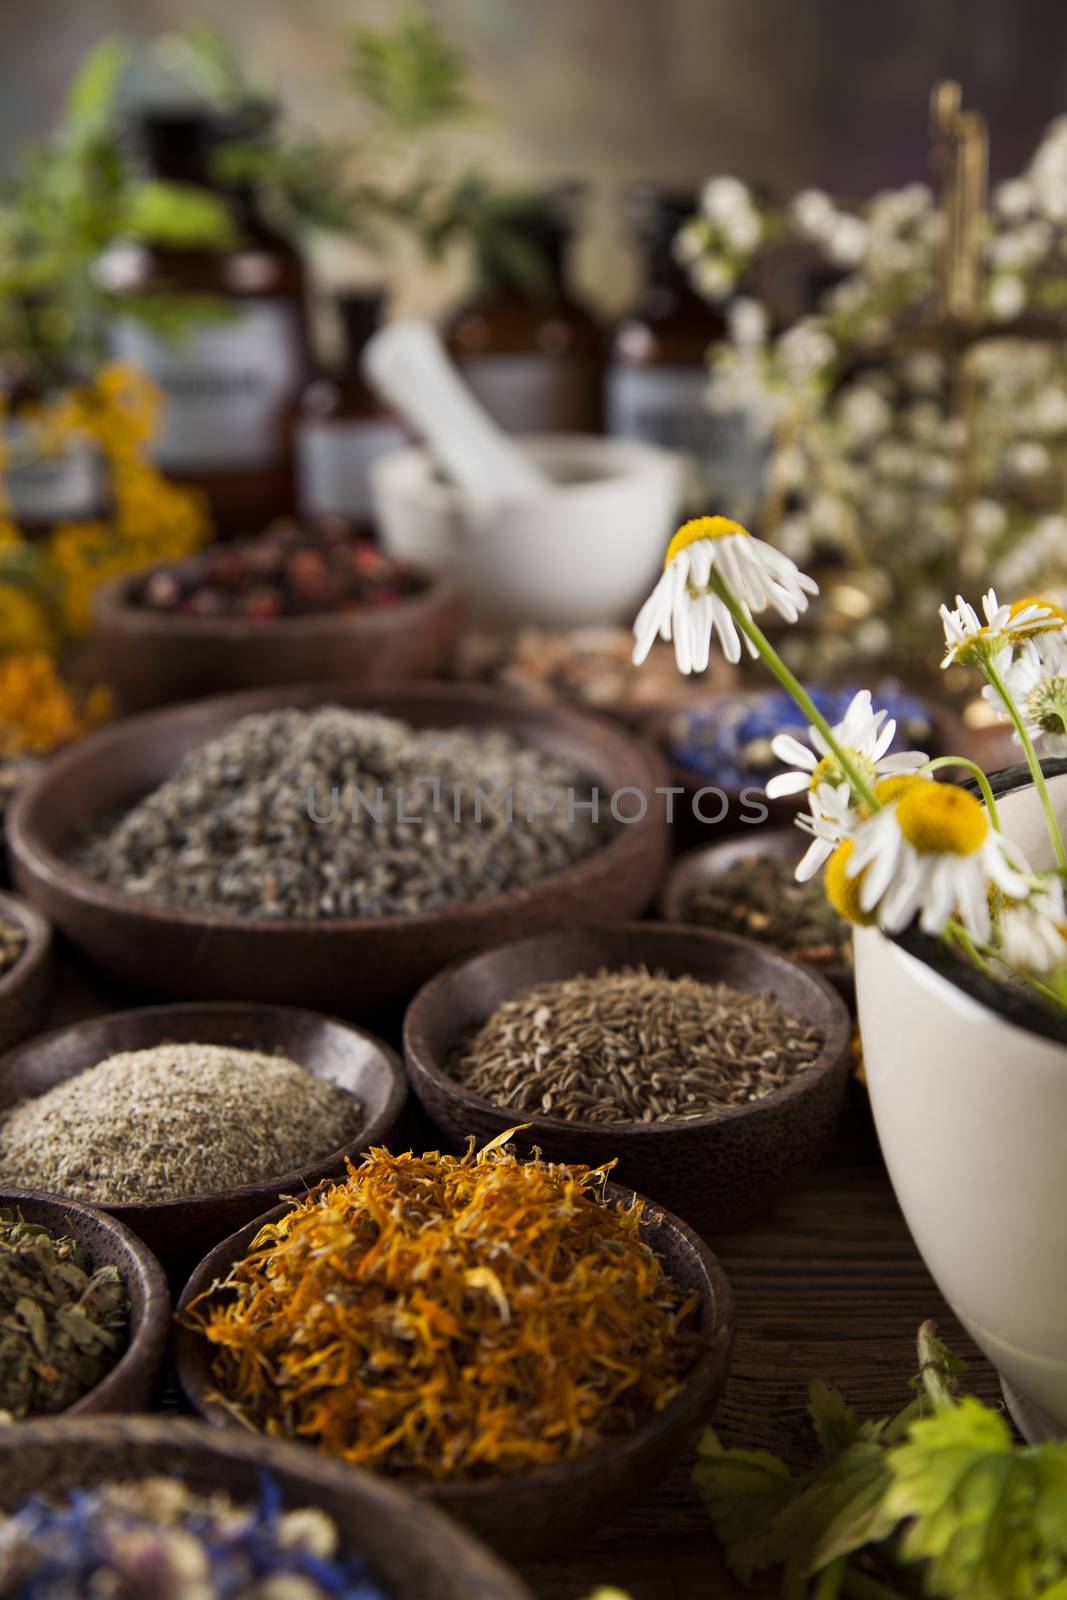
[444,191,603,435]
[107,105,310,536]
[294,291,406,534]
[608,185,771,514]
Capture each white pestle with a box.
[361,319,550,502]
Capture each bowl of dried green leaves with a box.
[403,922,852,1227]
[0,1191,169,1421]
[0,890,51,1055]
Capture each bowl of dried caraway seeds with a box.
[0,1416,531,1600]
[0,1002,406,1259]
[0,1190,170,1418]
[659,828,854,1006]
[7,681,669,1014]
[0,890,51,1055]
[403,923,852,1227]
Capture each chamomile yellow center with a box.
[825,839,876,926]
[873,772,928,806]
[1009,598,1067,635]
[895,783,988,856]
[664,516,751,569]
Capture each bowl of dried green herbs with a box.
[0,1191,169,1421]
[0,890,51,1055]
[659,829,854,1005]
[174,1135,734,1561]
[403,922,853,1227]
[7,681,669,1015]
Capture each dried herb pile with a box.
[447,966,824,1124]
[0,916,26,980]
[185,1136,703,1480]
[72,707,606,919]
[0,1209,128,1420]
[0,1475,390,1598]
[682,857,852,969]
[0,1044,364,1205]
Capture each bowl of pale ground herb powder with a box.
[0,1003,406,1257]
[403,923,852,1227]
[7,682,669,1014]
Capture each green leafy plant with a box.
[0,40,235,393]
[697,1321,1067,1599]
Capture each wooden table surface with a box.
[40,955,1003,1600]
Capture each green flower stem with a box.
[921,757,1002,830]
[709,574,882,812]
[983,657,1067,875]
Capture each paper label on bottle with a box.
[606,362,767,502]
[2,424,104,523]
[458,354,576,435]
[295,418,406,519]
[111,298,303,472]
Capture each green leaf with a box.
[692,1428,798,1582]
[887,1397,1067,1599]
[810,1381,871,1456]
[122,181,237,250]
[62,38,127,139]
[776,1440,898,1585]
[156,23,268,109]
[350,8,476,132]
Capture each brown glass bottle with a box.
[608,185,767,515]
[444,192,603,435]
[294,291,406,535]
[106,106,311,537]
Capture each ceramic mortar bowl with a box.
[7,681,670,1014]
[658,828,854,1006]
[0,890,52,1053]
[370,435,684,628]
[854,761,1067,1436]
[173,1181,734,1561]
[403,923,852,1228]
[0,1002,406,1260]
[92,560,467,713]
[0,1189,170,1416]
[0,1416,532,1599]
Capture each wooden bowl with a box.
[659,828,854,1006]
[0,1415,531,1599]
[8,681,670,1014]
[173,1182,734,1560]
[0,1002,406,1260]
[92,560,468,712]
[403,923,853,1228]
[0,1189,169,1416]
[0,890,51,1053]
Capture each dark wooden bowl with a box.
[174,1181,734,1560]
[0,1002,406,1260]
[403,923,853,1228]
[0,1416,531,1600]
[658,828,854,1006]
[92,560,468,712]
[8,681,671,1014]
[0,890,52,1053]
[0,1189,170,1416]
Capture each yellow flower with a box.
[0,652,104,756]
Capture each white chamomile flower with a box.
[765,690,928,801]
[981,635,1067,754]
[794,781,856,882]
[999,882,1067,975]
[836,782,1034,942]
[631,517,819,674]
[939,588,1064,668]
